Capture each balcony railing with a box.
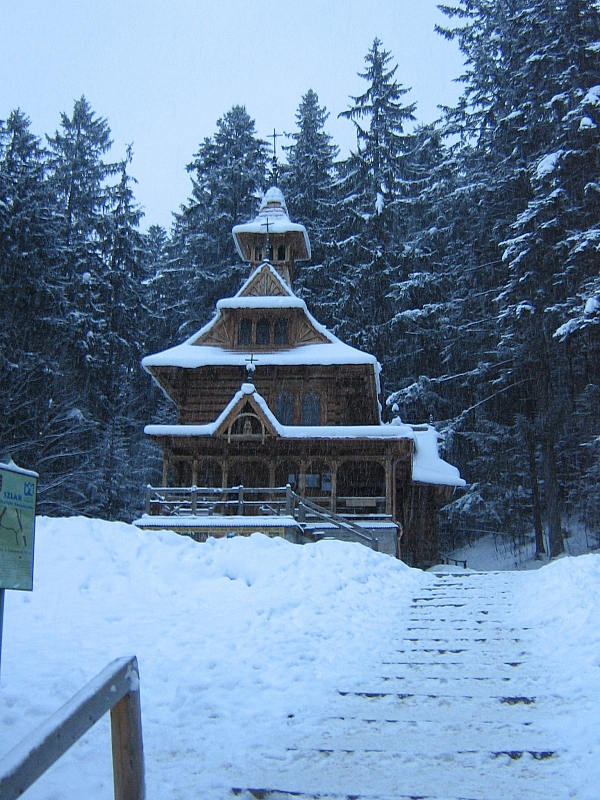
[145,485,387,518]
[143,484,390,551]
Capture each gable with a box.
[238,263,293,298]
[195,315,234,347]
[214,389,279,441]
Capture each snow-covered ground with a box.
[448,521,598,571]
[0,518,599,799]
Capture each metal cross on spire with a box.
[261,216,272,259]
[270,129,281,160]
[270,128,281,184]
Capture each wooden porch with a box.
[134,484,401,556]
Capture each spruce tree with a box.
[281,90,338,262]
[333,39,417,357]
[93,149,150,519]
[45,98,130,515]
[0,111,62,491]
[171,106,268,337]
[495,0,600,555]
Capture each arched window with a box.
[304,460,332,497]
[301,391,321,426]
[196,459,222,488]
[274,318,289,346]
[255,247,262,262]
[275,392,294,425]
[337,460,386,514]
[238,318,252,346]
[277,244,286,261]
[275,460,299,488]
[227,460,270,489]
[174,459,193,487]
[256,317,271,345]
[231,414,262,436]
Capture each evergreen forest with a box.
[1,0,598,558]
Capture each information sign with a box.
[0,460,37,591]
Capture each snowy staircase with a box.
[231,571,566,800]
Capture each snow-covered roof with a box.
[260,186,288,213]
[135,515,299,529]
[232,186,311,261]
[145,421,416,441]
[142,341,379,370]
[142,260,380,372]
[144,382,407,440]
[411,425,466,488]
[144,384,466,488]
[216,297,306,311]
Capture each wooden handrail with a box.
[290,490,379,551]
[0,656,145,800]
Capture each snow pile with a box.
[516,554,600,695]
[0,517,421,799]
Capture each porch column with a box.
[192,458,198,487]
[221,459,228,489]
[298,460,307,496]
[385,457,393,516]
[392,460,397,520]
[330,460,338,514]
[162,449,171,487]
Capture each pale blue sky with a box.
[1,0,464,230]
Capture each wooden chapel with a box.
[136,187,465,567]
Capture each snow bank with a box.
[2,517,598,799]
[516,553,600,693]
[0,516,422,799]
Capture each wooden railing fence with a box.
[0,656,145,800]
[440,554,468,569]
[145,484,382,551]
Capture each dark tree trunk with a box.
[542,439,564,558]
[527,437,546,558]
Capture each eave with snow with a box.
[139,186,464,568]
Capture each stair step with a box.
[233,791,482,800]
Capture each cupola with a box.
[232,187,311,286]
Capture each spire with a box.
[231,186,311,287]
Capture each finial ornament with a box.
[245,354,258,375]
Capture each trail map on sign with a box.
[0,464,37,591]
